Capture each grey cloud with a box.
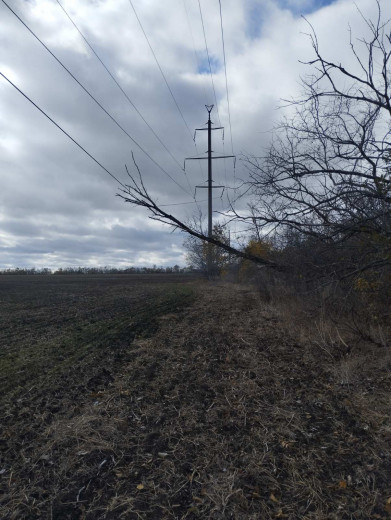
[1,0,388,269]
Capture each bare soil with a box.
[1,277,391,519]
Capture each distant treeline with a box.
[0,266,194,275]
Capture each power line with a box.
[182,0,209,101]
[128,0,194,141]
[160,196,221,207]
[55,0,185,176]
[182,0,227,194]
[196,0,228,191]
[197,0,221,126]
[218,0,234,157]
[1,70,203,215]
[0,71,126,188]
[1,0,190,196]
[126,0,201,210]
[217,0,233,197]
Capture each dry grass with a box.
[1,281,391,519]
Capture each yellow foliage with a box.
[245,239,272,258]
[354,277,380,292]
[239,238,272,280]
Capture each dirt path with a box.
[1,282,390,519]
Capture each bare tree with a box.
[241,2,391,279]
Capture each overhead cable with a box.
[160,196,220,207]
[182,0,209,101]
[197,0,221,126]
[127,0,202,211]
[218,0,234,157]
[0,71,126,188]
[1,0,190,195]
[128,0,194,141]
[55,0,185,175]
[1,70,202,215]
[182,0,220,196]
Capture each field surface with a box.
[1,275,391,519]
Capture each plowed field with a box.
[1,276,390,519]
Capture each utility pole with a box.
[185,105,235,277]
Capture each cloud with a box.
[0,0,389,268]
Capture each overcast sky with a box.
[0,0,389,268]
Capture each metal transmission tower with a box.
[185,105,235,277]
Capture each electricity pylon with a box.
[185,105,235,277]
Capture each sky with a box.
[0,0,389,269]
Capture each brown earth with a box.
[1,278,391,519]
